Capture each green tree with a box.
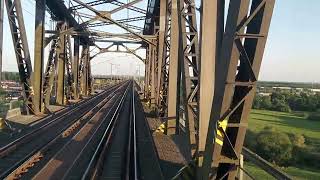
[256,129,293,166]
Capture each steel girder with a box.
[80,44,90,96]
[156,0,168,113]
[70,0,146,14]
[56,22,67,105]
[144,46,150,99]
[73,0,154,46]
[200,0,275,179]
[179,0,200,159]
[197,0,225,175]
[5,0,33,114]
[73,37,80,100]
[166,0,180,135]
[157,0,171,119]
[150,38,157,106]
[33,0,46,114]
[65,35,75,101]
[157,0,200,158]
[88,16,146,27]
[43,35,59,107]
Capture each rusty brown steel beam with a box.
[72,0,155,46]
[70,0,146,14]
[65,35,74,101]
[88,16,145,27]
[200,0,275,179]
[150,38,157,106]
[179,0,200,159]
[80,44,90,96]
[197,0,224,175]
[121,44,145,63]
[56,22,67,105]
[43,37,58,107]
[166,0,180,135]
[156,0,167,111]
[109,0,142,14]
[73,36,80,100]
[33,0,46,114]
[5,0,33,114]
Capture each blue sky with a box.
[1,0,320,82]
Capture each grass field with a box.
[248,110,320,149]
[244,109,320,179]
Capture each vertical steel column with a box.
[33,0,46,114]
[80,44,89,96]
[158,0,171,117]
[198,0,224,172]
[73,36,80,99]
[150,41,155,106]
[5,0,33,114]
[156,0,167,109]
[87,58,92,94]
[147,46,153,100]
[56,22,66,105]
[178,0,200,158]
[201,0,275,179]
[0,0,3,82]
[226,1,275,178]
[144,47,150,99]
[65,35,74,100]
[166,0,180,135]
[43,35,59,107]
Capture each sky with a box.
[1,0,320,83]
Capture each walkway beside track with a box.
[143,104,187,179]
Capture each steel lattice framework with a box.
[0,0,277,179]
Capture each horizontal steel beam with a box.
[243,147,292,180]
[88,16,145,27]
[46,0,93,45]
[94,40,143,44]
[70,0,146,14]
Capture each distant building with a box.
[311,89,320,94]
[258,92,271,96]
[1,80,22,100]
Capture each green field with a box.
[245,109,320,179]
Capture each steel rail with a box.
[32,81,131,179]
[81,81,132,180]
[0,82,128,179]
[131,82,138,180]
[81,80,139,180]
[0,82,123,158]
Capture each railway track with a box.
[0,81,130,179]
[80,80,139,180]
[0,80,142,180]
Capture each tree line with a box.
[2,72,20,81]
[253,91,320,114]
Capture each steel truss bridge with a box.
[0,0,292,179]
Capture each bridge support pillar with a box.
[156,0,167,114]
[80,44,90,96]
[56,22,67,105]
[166,0,180,135]
[197,0,224,175]
[32,0,46,114]
[199,0,275,179]
[150,39,157,107]
[73,36,80,99]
